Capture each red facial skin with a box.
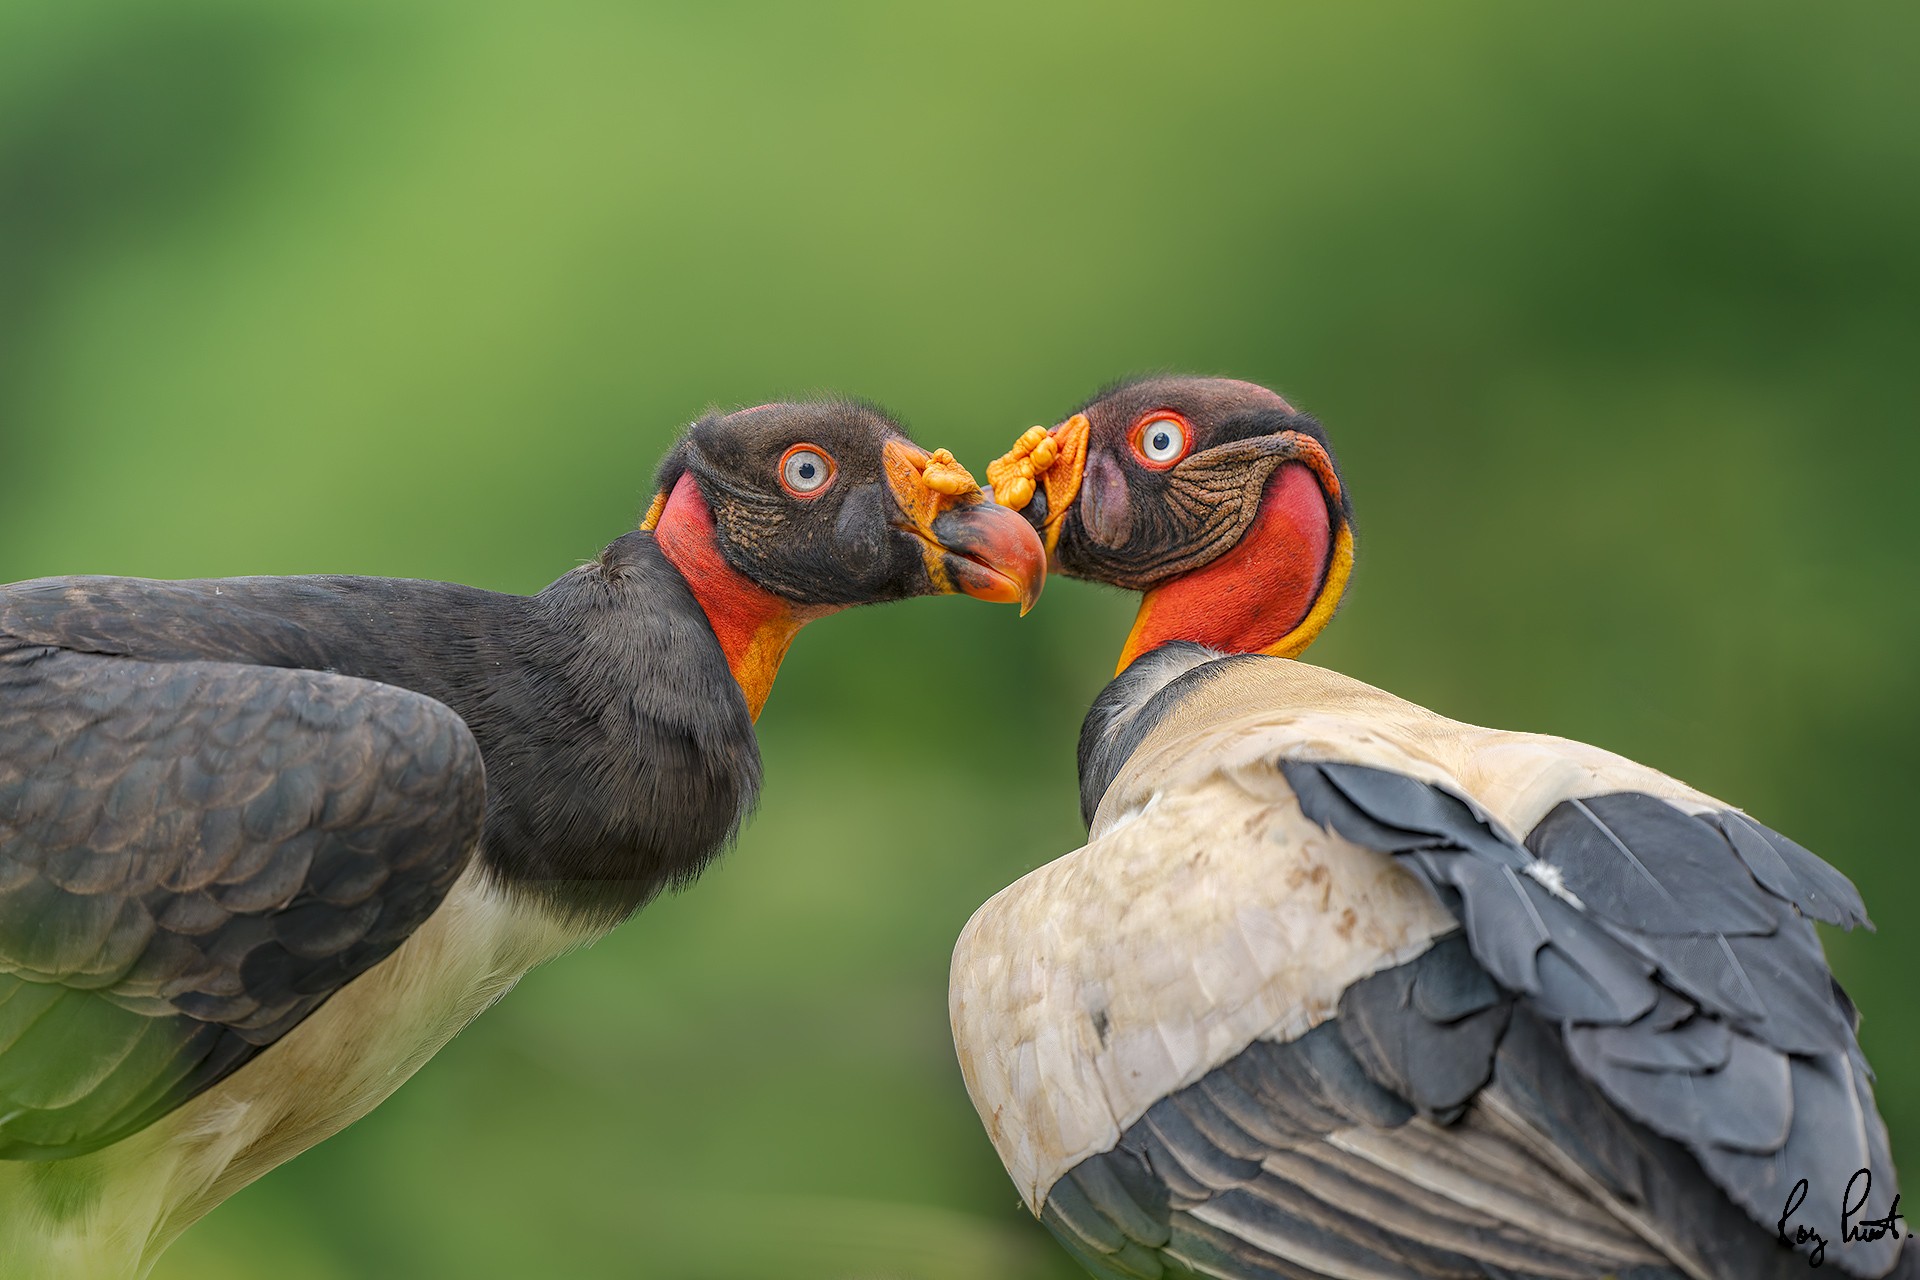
[1116,461,1331,670]
[651,473,817,720]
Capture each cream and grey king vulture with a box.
[0,400,1044,1279]
[952,375,1908,1279]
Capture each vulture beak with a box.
[985,414,1091,557]
[883,439,1046,613]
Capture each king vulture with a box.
[0,400,1044,1278]
[952,376,1907,1279]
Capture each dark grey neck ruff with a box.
[0,531,758,929]
[1075,641,1258,827]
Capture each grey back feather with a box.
[1283,759,1899,1277]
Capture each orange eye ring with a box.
[778,442,837,498]
[1128,411,1193,469]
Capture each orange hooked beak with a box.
[883,439,1046,614]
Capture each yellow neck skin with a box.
[1115,440,1354,674]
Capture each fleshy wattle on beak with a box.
[883,439,1046,613]
[985,414,1091,557]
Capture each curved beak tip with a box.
[931,501,1047,613]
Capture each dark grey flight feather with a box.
[1038,940,1902,1280]
[1337,935,1512,1122]
[1568,1014,1732,1073]
[1709,810,1872,929]
[1566,1028,1794,1154]
[1291,764,1667,1026]
[1042,949,1729,1280]
[0,646,483,1158]
[1281,759,1898,1277]
[1529,795,1778,936]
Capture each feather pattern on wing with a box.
[1280,756,1894,1274]
[0,640,484,1158]
[954,651,1907,1280]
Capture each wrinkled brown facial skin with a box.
[1039,376,1352,592]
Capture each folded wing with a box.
[1282,759,1896,1278]
[0,640,483,1157]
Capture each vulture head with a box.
[646,400,1046,717]
[651,400,1045,613]
[987,376,1354,672]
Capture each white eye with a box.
[1138,417,1186,464]
[780,446,833,496]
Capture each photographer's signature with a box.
[1778,1169,1904,1267]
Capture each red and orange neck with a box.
[646,474,821,720]
[1114,459,1354,673]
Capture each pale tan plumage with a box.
[957,374,1901,1279]
[952,658,1719,1216]
[0,868,579,1279]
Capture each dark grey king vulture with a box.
[950,376,1909,1279]
[0,400,1044,1278]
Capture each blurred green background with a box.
[1,1,1914,1276]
